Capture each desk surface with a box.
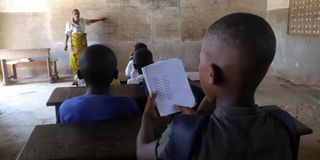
[47,84,147,107]
[0,48,50,59]
[16,113,312,160]
[17,118,141,160]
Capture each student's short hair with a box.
[133,43,148,51]
[79,44,117,85]
[207,13,276,66]
[133,48,153,69]
[72,9,79,14]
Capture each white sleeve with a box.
[127,78,135,84]
[156,124,172,160]
[127,74,144,84]
[125,60,134,77]
[65,21,72,35]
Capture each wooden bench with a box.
[6,58,59,80]
[16,114,312,160]
[0,48,59,85]
[16,118,141,160]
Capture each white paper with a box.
[142,58,196,116]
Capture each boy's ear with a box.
[209,64,222,85]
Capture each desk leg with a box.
[46,58,53,83]
[55,105,59,123]
[12,64,17,79]
[1,59,10,86]
[53,61,59,78]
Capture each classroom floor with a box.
[0,75,319,160]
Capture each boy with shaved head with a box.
[58,44,141,124]
[125,42,149,78]
[127,48,153,84]
[136,13,295,160]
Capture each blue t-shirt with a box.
[58,95,141,124]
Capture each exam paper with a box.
[142,58,196,116]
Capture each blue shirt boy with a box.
[58,95,141,124]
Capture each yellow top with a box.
[110,78,121,85]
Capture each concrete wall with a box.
[267,0,320,86]
[0,0,266,78]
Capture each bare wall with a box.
[267,0,320,86]
[0,0,267,78]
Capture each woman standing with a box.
[64,9,106,78]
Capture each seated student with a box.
[127,48,153,84]
[58,44,141,124]
[125,43,148,78]
[76,69,121,87]
[136,13,295,160]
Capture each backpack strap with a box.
[169,115,208,160]
[264,106,298,160]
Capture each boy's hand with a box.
[176,105,197,115]
[137,92,158,160]
[143,92,159,120]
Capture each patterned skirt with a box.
[70,33,87,76]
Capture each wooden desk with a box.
[16,118,141,160]
[46,83,205,121]
[188,80,201,89]
[0,48,58,85]
[16,113,312,160]
[47,85,148,119]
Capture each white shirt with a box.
[65,18,91,35]
[127,73,144,84]
[125,60,135,78]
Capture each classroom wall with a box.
[267,0,320,86]
[0,1,50,77]
[0,0,267,78]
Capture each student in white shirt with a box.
[125,43,148,78]
[127,48,153,84]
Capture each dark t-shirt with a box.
[58,95,141,124]
[157,106,293,160]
